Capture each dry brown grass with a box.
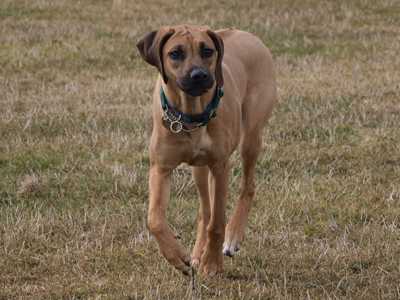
[1,0,400,298]
[16,173,40,196]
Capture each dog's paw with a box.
[158,239,191,274]
[223,220,246,257]
[191,245,205,267]
[199,261,221,277]
[199,248,223,276]
[222,241,241,257]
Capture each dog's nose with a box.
[190,69,209,82]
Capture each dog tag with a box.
[162,117,170,130]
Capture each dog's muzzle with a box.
[177,68,214,97]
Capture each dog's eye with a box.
[169,51,181,59]
[203,49,214,58]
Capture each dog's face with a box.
[136,26,224,96]
[162,28,218,96]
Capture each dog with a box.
[136,25,276,276]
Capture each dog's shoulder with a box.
[215,27,237,41]
[216,28,263,47]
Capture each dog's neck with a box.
[162,82,215,116]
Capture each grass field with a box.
[1,0,400,298]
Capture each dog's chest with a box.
[180,133,219,166]
[183,147,215,166]
[192,148,206,158]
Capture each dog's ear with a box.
[136,27,174,84]
[206,30,224,87]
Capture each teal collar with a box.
[161,86,224,132]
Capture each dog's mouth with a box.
[176,79,214,97]
[180,87,209,97]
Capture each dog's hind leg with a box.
[191,165,211,266]
[223,126,263,257]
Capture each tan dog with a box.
[136,25,276,276]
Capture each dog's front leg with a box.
[199,161,229,276]
[148,165,191,275]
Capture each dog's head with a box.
[136,25,224,97]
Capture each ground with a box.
[1,0,400,298]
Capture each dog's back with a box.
[218,28,276,132]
